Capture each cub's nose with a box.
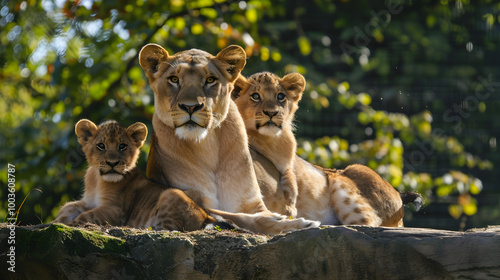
[263,110,278,118]
[106,161,119,167]
[178,103,204,115]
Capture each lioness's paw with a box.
[254,212,320,234]
[279,217,320,233]
[294,217,321,229]
[267,212,288,221]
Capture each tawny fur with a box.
[139,44,320,234]
[53,119,215,231]
[233,72,421,227]
[232,72,305,218]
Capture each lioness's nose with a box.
[178,103,204,115]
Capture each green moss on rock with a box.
[1,224,499,279]
[14,224,126,257]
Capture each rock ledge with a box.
[1,223,499,279]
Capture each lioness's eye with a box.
[206,76,217,85]
[277,93,286,101]
[97,143,105,150]
[250,93,261,102]
[119,143,127,151]
[168,76,179,84]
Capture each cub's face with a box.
[75,120,148,182]
[232,72,306,137]
[139,44,246,142]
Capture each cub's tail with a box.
[400,191,424,211]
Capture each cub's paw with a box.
[70,213,101,226]
[51,216,72,225]
[284,205,298,219]
[69,216,90,226]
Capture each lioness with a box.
[139,44,319,234]
[53,119,217,231]
[233,72,423,227]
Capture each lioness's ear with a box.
[231,74,250,99]
[214,45,247,82]
[75,119,98,146]
[139,44,169,82]
[281,73,306,102]
[127,122,148,147]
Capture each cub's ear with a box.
[281,73,306,102]
[231,74,250,100]
[75,119,98,146]
[127,122,148,147]
[139,44,169,82]
[214,45,247,82]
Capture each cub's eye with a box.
[206,76,217,85]
[96,143,105,151]
[119,143,127,151]
[168,76,179,84]
[277,93,286,101]
[250,93,261,102]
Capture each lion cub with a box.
[53,119,216,231]
[232,72,304,218]
[233,72,423,227]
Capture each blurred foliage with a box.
[297,86,492,220]
[0,0,498,230]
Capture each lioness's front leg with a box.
[209,208,319,235]
[148,188,214,231]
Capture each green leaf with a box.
[436,184,454,197]
[200,8,218,19]
[357,93,371,106]
[298,36,311,56]
[245,9,258,23]
[484,13,495,28]
[463,198,478,216]
[175,17,186,31]
[448,205,462,219]
[128,66,143,81]
[191,23,204,35]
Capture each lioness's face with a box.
[75,120,147,182]
[139,44,246,142]
[232,72,306,137]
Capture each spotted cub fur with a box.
[233,72,423,227]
